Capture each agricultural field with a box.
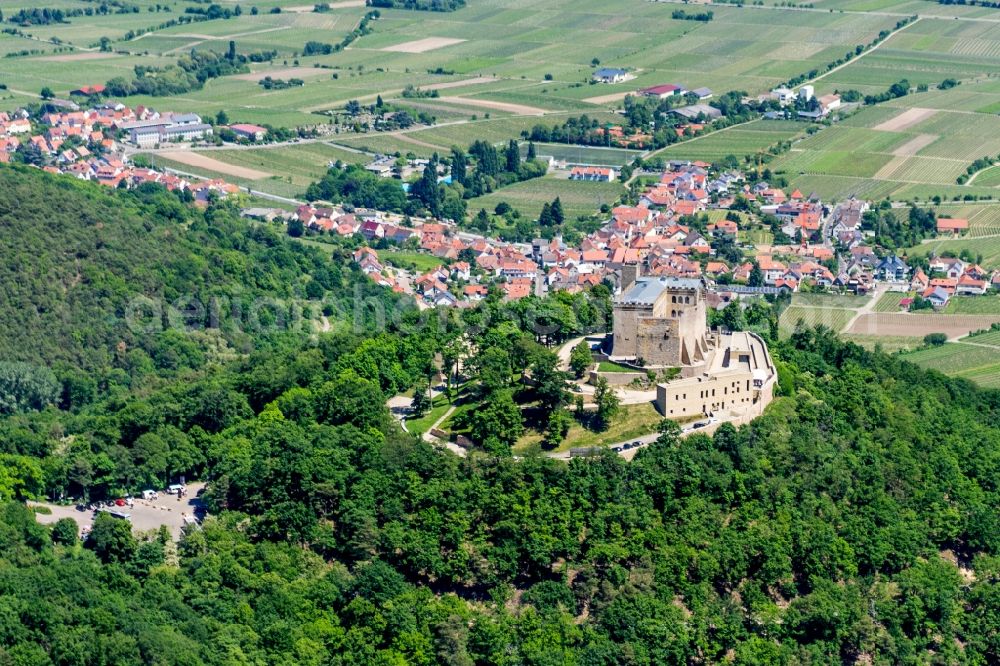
[815,17,1000,97]
[790,292,871,309]
[198,142,366,181]
[524,143,643,167]
[140,153,305,199]
[653,120,806,162]
[467,174,625,221]
[873,290,913,313]
[900,340,1000,388]
[907,236,1000,271]
[847,312,1000,338]
[840,334,924,353]
[779,306,855,336]
[943,296,1000,315]
[912,203,1000,239]
[773,86,1000,202]
[0,0,904,135]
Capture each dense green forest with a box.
[0,167,998,664]
[0,165,391,382]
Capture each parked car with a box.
[141,490,158,501]
[167,484,185,495]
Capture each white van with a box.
[141,490,158,500]
[167,484,185,495]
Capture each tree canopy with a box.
[0,166,998,664]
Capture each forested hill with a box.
[0,166,381,382]
[0,167,999,663]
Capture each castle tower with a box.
[611,276,708,367]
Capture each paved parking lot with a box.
[30,482,207,541]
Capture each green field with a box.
[908,236,1000,271]
[526,143,643,167]
[379,251,445,272]
[791,292,871,309]
[0,0,905,136]
[404,394,452,436]
[841,334,924,353]
[943,296,1000,315]
[598,361,640,373]
[779,306,855,336]
[773,87,1000,203]
[873,291,914,313]
[139,153,303,199]
[901,340,1000,388]
[514,401,664,455]
[653,120,806,162]
[468,174,624,221]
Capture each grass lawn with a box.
[840,334,924,353]
[380,251,445,272]
[514,401,664,455]
[405,395,452,436]
[745,228,774,246]
[598,361,640,373]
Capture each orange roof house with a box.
[936,218,969,235]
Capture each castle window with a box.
[671,295,676,303]
[685,296,690,304]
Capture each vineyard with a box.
[942,296,1000,315]
[872,291,912,313]
[790,292,871,309]
[901,341,1000,388]
[908,235,1000,269]
[847,312,1000,338]
[653,121,805,162]
[779,306,855,336]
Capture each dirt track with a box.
[38,52,119,62]
[233,67,333,82]
[382,37,466,53]
[436,95,547,116]
[874,107,937,132]
[892,133,938,155]
[423,76,497,91]
[583,91,631,105]
[159,151,271,180]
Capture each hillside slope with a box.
[0,166,379,377]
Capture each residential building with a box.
[593,68,628,83]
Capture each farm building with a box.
[71,85,106,96]
[818,93,841,112]
[640,84,686,99]
[671,104,722,121]
[691,87,713,100]
[229,123,268,141]
[937,218,969,235]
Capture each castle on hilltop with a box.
[606,266,776,423]
[610,269,709,368]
